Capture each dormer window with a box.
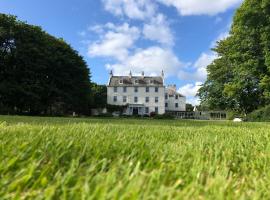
[119,79,123,84]
[150,80,154,84]
[135,79,139,84]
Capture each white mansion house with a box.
[107,71,186,115]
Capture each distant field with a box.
[1,116,270,199]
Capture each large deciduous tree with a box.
[198,0,270,114]
[0,14,92,115]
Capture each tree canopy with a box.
[198,0,270,114]
[0,14,92,115]
[90,83,107,109]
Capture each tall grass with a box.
[1,116,270,199]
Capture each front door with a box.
[133,107,138,115]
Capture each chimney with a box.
[161,70,165,84]
[141,71,145,79]
[129,70,132,78]
[109,70,113,77]
[107,70,113,86]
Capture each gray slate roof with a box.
[108,76,164,87]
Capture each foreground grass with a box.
[1,116,270,199]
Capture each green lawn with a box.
[1,116,270,199]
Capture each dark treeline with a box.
[198,0,270,115]
[0,14,106,116]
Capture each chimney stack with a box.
[161,70,165,84]
[141,71,145,78]
[109,70,113,77]
[129,70,132,78]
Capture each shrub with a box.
[227,111,245,120]
[106,105,127,113]
[153,113,175,120]
[95,113,113,118]
[150,112,156,118]
[247,105,270,122]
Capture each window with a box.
[165,94,168,100]
[150,80,154,84]
[123,96,127,103]
[119,79,123,84]
[155,107,158,113]
[145,107,149,114]
[155,87,158,92]
[175,95,178,99]
[175,103,178,108]
[113,96,117,102]
[135,79,139,84]
[165,103,168,107]
[155,97,158,103]
[134,87,138,93]
[146,87,149,92]
[134,96,138,103]
[123,87,127,93]
[145,97,149,103]
[114,87,117,93]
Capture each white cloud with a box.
[88,23,140,61]
[87,21,182,77]
[194,52,216,70]
[106,46,183,76]
[178,82,203,105]
[143,14,174,46]
[157,0,242,16]
[178,52,217,82]
[211,31,230,47]
[102,0,156,20]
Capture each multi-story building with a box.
[165,85,186,112]
[107,71,186,115]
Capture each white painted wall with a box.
[107,86,165,114]
[165,95,186,112]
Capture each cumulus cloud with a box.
[106,46,183,76]
[143,14,174,46]
[102,0,156,20]
[88,23,140,61]
[211,31,230,47]
[156,0,242,16]
[178,52,217,82]
[178,82,203,105]
[87,21,182,77]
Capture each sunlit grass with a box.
[1,116,270,199]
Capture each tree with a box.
[198,0,270,114]
[186,104,194,112]
[91,83,107,108]
[0,14,92,115]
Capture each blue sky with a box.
[0,0,243,105]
